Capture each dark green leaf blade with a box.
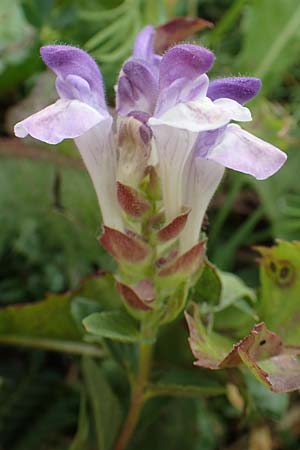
[83,310,141,343]
[82,357,122,450]
[0,273,120,355]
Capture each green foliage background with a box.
[0,0,300,449]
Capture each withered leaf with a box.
[186,304,300,392]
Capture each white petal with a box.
[75,119,123,230]
[180,156,224,253]
[151,125,198,222]
[207,124,287,180]
[213,98,252,122]
[14,99,108,144]
[149,97,251,132]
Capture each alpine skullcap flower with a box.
[14,45,124,231]
[14,25,287,268]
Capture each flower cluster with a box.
[14,26,286,320]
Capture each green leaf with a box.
[147,368,225,399]
[257,240,300,345]
[191,260,222,307]
[159,282,189,325]
[212,272,258,336]
[0,273,120,356]
[217,271,256,311]
[69,391,90,450]
[78,273,121,309]
[193,262,257,335]
[82,357,122,450]
[193,262,255,312]
[70,273,122,328]
[71,296,103,330]
[0,291,80,341]
[245,373,289,420]
[83,310,141,343]
[213,304,257,339]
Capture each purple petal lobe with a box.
[159,44,215,90]
[40,45,106,110]
[207,77,262,104]
[133,25,155,60]
[133,25,161,70]
[14,99,108,144]
[207,124,287,180]
[56,75,93,105]
[117,59,158,116]
[193,127,226,158]
[128,110,151,124]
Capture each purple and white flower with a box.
[14,45,123,230]
[14,25,287,255]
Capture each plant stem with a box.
[113,341,153,450]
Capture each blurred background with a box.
[0,0,300,449]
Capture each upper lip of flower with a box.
[14,44,112,145]
[116,28,261,127]
[116,42,216,119]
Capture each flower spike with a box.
[13,27,288,336]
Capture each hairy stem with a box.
[113,341,153,450]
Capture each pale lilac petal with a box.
[155,74,209,117]
[40,45,106,110]
[133,25,154,58]
[207,77,261,104]
[75,120,123,230]
[193,127,226,158]
[159,44,214,90]
[56,75,96,106]
[184,74,209,102]
[14,99,108,144]
[133,25,155,60]
[117,58,158,116]
[149,97,251,132]
[128,110,151,124]
[117,76,136,108]
[133,25,161,70]
[206,124,287,180]
[180,156,224,253]
[151,125,198,221]
[213,98,252,122]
